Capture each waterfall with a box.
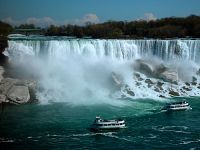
[5,38,200,104]
[6,39,200,63]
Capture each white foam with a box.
[6,39,200,105]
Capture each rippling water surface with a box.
[0,97,200,150]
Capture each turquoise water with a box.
[0,97,200,150]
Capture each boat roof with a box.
[167,101,188,105]
[95,116,124,123]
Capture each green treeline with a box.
[45,15,200,39]
[0,21,13,36]
[1,15,200,39]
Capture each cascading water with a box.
[7,39,200,62]
[5,38,200,105]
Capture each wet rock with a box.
[159,70,178,83]
[7,85,30,104]
[157,81,164,90]
[21,80,37,103]
[180,89,186,94]
[0,77,37,105]
[134,73,143,81]
[134,59,178,83]
[154,88,160,92]
[134,73,140,78]
[126,89,135,96]
[183,86,192,91]
[192,82,197,86]
[0,78,19,94]
[157,81,164,86]
[0,66,4,82]
[134,59,155,76]
[145,79,154,84]
[159,95,165,98]
[136,82,141,86]
[169,90,180,96]
[173,81,178,85]
[123,85,135,96]
[192,76,197,85]
[145,79,154,88]
[155,64,167,74]
[0,94,8,103]
[185,82,190,86]
[138,77,143,81]
[22,80,37,90]
[192,76,197,82]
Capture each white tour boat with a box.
[90,116,125,131]
[162,101,192,111]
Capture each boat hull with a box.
[162,101,192,112]
[90,125,125,132]
[162,106,192,112]
[91,117,125,131]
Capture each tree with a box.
[17,24,36,29]
[0,21,13,36]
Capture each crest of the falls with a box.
[5,38,200,105]
[6,39,200,62]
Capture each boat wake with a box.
[152,126,191,134]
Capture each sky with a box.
[0,0,200,27]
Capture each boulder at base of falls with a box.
[169,90,180,96]
[126,89,135,96]
[159,70,178,83]
[0,77,37,105]
[134,59,178,83]
[0,66,4,82]
[7,85,30,104]
[0,94,8,103]
[134,59,155,76]
[192,76,197,85]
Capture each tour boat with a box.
[162,101,192,111]
[90,116,125,131]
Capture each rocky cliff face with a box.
[111,59,200,99]
[134,59,178,83]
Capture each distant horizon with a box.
[1,14,200,28]
[0,0,200,27]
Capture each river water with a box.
[0,97,200,150]
[1,37,200,149]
